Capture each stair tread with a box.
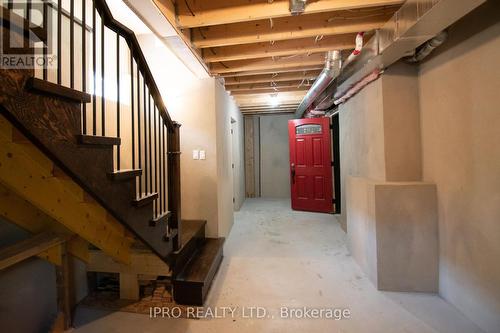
[132,193,158,207]
[176,238,225,284]
[26,77,91,103]
[108,169,142,181]
[151,211,171,226]
[177,220,206,252]
[77,135,121,147]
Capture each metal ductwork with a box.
[294,50,341,118]
[298,0,486,114]
[289,0,307,16]
[334,0,486,102]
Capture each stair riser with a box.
[173,250,223,306]
[171,234,205,276]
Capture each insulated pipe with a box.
[294,50,341,118]
[406,31,448,63]
[343,32,365,68]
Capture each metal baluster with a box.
[137,71,142,196]
[70,0,74,88]
[57,0,62,84]
[159,117,163,214]
[143,83,148,195]
[148,95,153,195]
[153,104,158,217]
[25,0,31,43]
[92,2,96,135]
[82,0,87,134]
[116,33,120,170]
[42,0,48,81]
[163,119,167,214]
[101,19,105,135]
[131,55,135,170]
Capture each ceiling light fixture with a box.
[268,94,280,107]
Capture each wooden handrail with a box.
[94,0,174,131]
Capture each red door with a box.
[288,117,333,213]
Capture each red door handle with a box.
[291,163,295,184]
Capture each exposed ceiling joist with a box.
[176,0,404,28]
[234,91,305,103]
[223,71,321,85]
[220,65,325,78]
[211,53,326,74]
[226,80,312,92]
[191,8,395,48]
[240,103,299,109]
[241,107,297,112]
[242,109,296,115]
[203,33,357,63]
[150,0,405,109]
[231,87,309,95]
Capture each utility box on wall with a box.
[346,176,439,292]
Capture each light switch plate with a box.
[199,150,206,160]
[192,150,199,160]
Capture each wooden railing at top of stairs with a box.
[1,0,182,253]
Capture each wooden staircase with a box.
[0,0,224,312]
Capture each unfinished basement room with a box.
[0,0,499,332]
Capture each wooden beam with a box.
[176,0,403,28]
[0,116,131,264]
[242,109,296,115]
[205,34,357,62]
[241,108,299,114]
[227,80,312,92]
[244,118,255,198]
[0,184,90,263]
[240,103,300,110]
[235,90,306,99]
[192,8,395,48]
[224,70,321,85]
[220,65,325,77]
[231,87,309,95]
[88,249,170,276]
[0,232,65,270]
[212,53,326,74]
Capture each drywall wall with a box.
[339,79,385,229]
[418,2,500,332]
[164,78,220,237]
[339,62,422,230]
[138,34,245,238]
[215,80,245,236]
[0,218,58,333]
[259,114,295,198]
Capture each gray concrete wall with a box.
[418,2,500,331]
[340,2,500,331]
[259,114,295,198]
[0,218,58,333]
[339,79,386,229]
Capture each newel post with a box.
[167,121,181,251]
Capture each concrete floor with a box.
[74,198,484,333]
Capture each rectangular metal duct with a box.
[289,0,307,15]
[336,0,486,98]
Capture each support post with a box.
[55,243,71,330]
[119,273,140,300]
[167,122,181,251]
